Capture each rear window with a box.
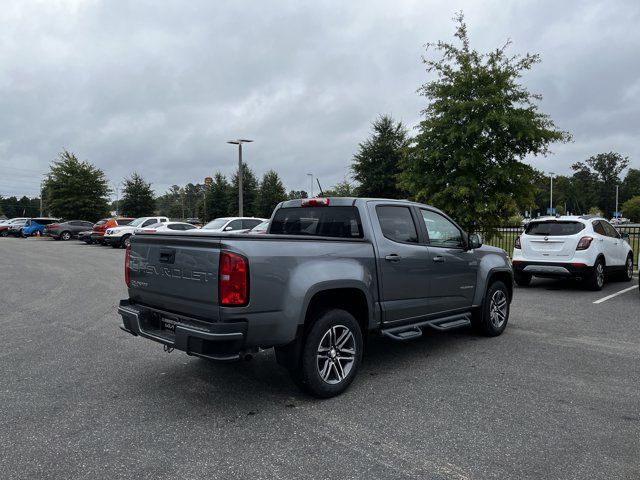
[270,207,363,238]
[525,221,585,236]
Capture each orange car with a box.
[90,217,134,245]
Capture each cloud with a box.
[0,0,639,199]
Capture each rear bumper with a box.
[512,260,593,277]
[117,300,248,361]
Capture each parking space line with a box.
[593,285,638,304]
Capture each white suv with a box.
[512,215,634,290]
[104,216,169,248]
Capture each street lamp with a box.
[227,139,253,217]
[112,182,121,216]
[307,173,314,197]
[549,172,555,216]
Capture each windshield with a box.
[203,218,230,230]
[525,221,585,236]
[270,207,363,238]
[127,218,146,227]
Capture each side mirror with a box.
[621,232,630,242]
[224,226,234,231]
[468,233,482,250]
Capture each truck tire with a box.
[472,281,510,337]
[584,258,605,291]
[293,309,363,398]
[514,271,531,287]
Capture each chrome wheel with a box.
[123,236,131,248]
[61,232,71,241]
[489,289,508,329]
[596,262,604,288]
[626,257,633,280]
[316,325,356,385]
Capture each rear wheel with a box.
[290,309,363,398]
[514,271,531,287]
[472,281,510,337]
[585,258,605,291]
[0,230,7,237]
[60,231,72,241]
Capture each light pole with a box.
[615,185,619,218]
[549,172,555,215]
[227,139,253,216]
[112,182,121,215]
[307,173,314,197]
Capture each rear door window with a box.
[376,206,418,244]
[242,219,262,230]
[525,221,585,236]
[270,207,363,238]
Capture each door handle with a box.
[432,255,445,263]
[385,254,401,262]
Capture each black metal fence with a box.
[480,225,640,268]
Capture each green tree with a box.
[229,164,259,216]
[572,152,629,217]
[120,172,155,217]
[257,170,287,218]
[621,196,640,222]
[323,179,357,197]
[156,185,184,219]
[288,190,308,200]
[199,173,232,221]
[620,168,640,203]
[44,150,110,221]
[351,115,408,198]
[400,13,570,232]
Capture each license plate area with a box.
[160,317,177,333]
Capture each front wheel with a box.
[293,309,363,398]
[620,254,633,282]
[121,235,131,249]
[472,281,510,337]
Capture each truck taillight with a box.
[576,236,593,250]
[125,245,131,287]
[514,236,521,249]
[301,197,330,207]
[219,251,248,306]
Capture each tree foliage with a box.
[199,173,231,222]
[288,190,308,200]
[399,13,570,231]
[620,168,640,204]
[352,115,408,198]
[43,150,110,221]
[229,164,259,216]
[572,152,629,217]
[257,170,287,218]
[323,179,357,197]
[0,195,41,218]
[120,172,156,217]
[621,196,640,222]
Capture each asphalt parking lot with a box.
[1,237,639,480]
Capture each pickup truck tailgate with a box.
[128,234,221,321]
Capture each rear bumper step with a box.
[118,300,247,361]
[381,313,472,341]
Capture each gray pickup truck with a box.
[118,197,513,397]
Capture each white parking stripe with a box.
[593,285,638,304]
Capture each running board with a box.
[381,313,472,342]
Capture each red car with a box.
[90,217,134,245]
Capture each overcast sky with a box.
[1,0,639,199]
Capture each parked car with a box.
[21,218,61,237]
[512,215,634,290]
[201,217,267,234]
[0,218,29,237]
[134,221,197,234]
[185,218,203,228]
[45,220,96,240]
[118,197,513,398]
[610,217,630,225]
[248,220,269,234]
[6,220,29,237]
[104,216,169,248]
[80,219,107,244]
[91,217,134,245]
